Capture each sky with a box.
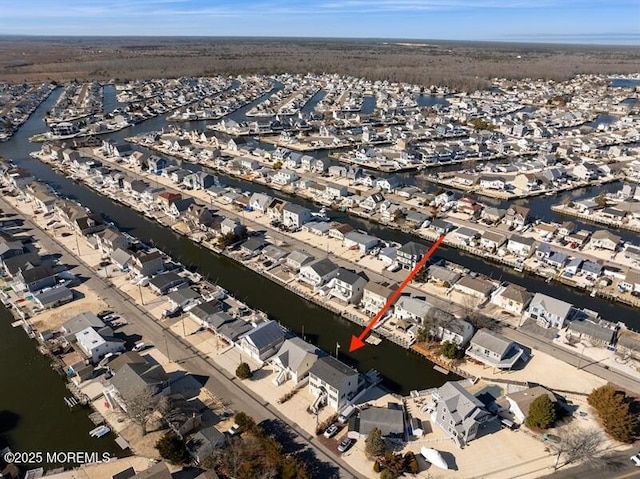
[0,0,638,45]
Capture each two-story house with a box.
[270,337,321,386]
[308,356,361,411]
[431,381,490,448]
[328,268,368,304]
[396,241,429,270]
[361,282,396,315]
[298,258,340,287]
[281,203,311,228]
[491,283,533,315]
[526,293,573,329]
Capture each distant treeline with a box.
[1,38,639,89]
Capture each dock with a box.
[365,335,382,345]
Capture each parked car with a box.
[337,437,354,453]
[97,310,114,318]
[542,433,561,444]
[227,424,241,436]
[323,423,339,439]
[631,453,640,467]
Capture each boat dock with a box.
[365,335,382,345]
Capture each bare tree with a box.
[125,385,158,436]
[551,427,610,471]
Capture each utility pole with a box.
[182,316,186,337]
[164,335,171,363]
[138,282,145,305]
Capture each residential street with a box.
[0,195,362,479]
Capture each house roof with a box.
[308,355,358,388]
[19,264,54,284]
[286,250,315,266]
[507,386,557,419]
[568,320,615,342]
[427,265,461,284]
[364,282,396,300]
[273,337,320,372]
[262,244,288,261]
[591,230,622,244]
[283,203,310,215]
[216,319,253,341]
[334,268,366,286]
[110,361,169,401]
[134,462,172,479]
[241,320,284,350]
[498,284,532,305]
[455,227,479,238]
[189,299,223,320]
[481,231,506,244]
[529,293,573,319]
[112,248,132,267]
[149,271,185,291]
[33,285,73,306]
[396,296,432,319]
[435,381,486,429]
[470,329,513,357]
[305,257,339,277]
[167,286,201,305]
[509,234,536,247]
[62,311,105,336]
[357,404,405,437]
[344,231,379,246]
[398,241,428,257]
[456,276,495,295]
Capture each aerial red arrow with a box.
[349,234,446,353]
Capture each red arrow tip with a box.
[349,335,366,353]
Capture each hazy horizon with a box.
[0,1,638,46]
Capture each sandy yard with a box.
[44,457,163,479]
[30,283,108,331]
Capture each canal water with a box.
[0,86,453,457]
[2,80,640,456]
[0,305,124,466]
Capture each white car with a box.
[631,453,640,467]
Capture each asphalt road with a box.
[1,196,362,479]
[538,451,640,479]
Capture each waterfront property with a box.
[465,329,527,370]
[308,355,361,412]
[431,381,491,448]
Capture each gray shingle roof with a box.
[358,405,405,437]
[470,329,513,357]
[309,356,358,388]
[306,257,339,276]
[568,320,615,342]
[241,320,284,350]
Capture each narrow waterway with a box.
[2,80,640,456]
[0,87,454,456]
[0,305,124,466]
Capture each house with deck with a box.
[431,381,491,448]
[270,337,321,386]
[238,320,285,363]
[308,356,361,411]
[465,329,526,370]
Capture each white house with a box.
[328,268,368,304]
[75,327,125,364]
[308,356,360,411]
[237,320,285,363]
[526,293,573,329]
[282,203,311,228]
[298,258,339,287]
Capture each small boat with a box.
[420,447,449,470]
[89,425,111,438]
